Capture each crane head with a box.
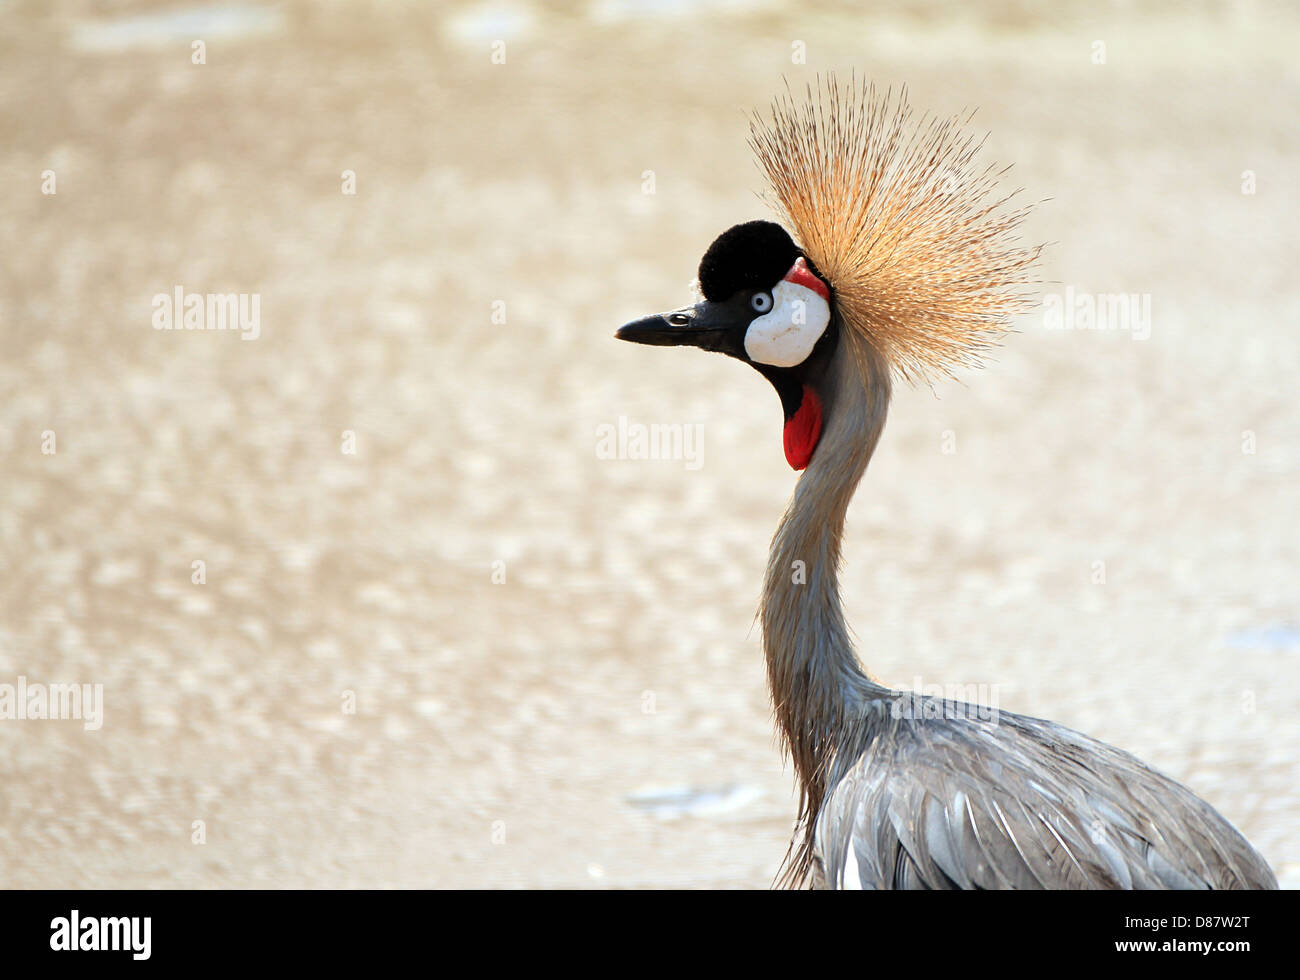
[616,79,1043,471]
[615,220,838,470]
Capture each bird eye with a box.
[751,292,773,313]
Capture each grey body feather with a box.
[812,699,1276,889]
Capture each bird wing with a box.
[814,704,1276,889]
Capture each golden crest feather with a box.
[749,76,1042,384]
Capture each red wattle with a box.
[783,257,830,301]
[783,385,823,470]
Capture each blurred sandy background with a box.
[0,0,1296,888]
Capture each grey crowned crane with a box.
[615,79,1276,890]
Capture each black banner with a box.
[0,888,1291,967]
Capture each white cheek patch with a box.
[744,278,831,368]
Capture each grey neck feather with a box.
[762,334,891,878]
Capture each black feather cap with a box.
[697,220,803,302]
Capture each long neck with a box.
[762,332,891,884]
